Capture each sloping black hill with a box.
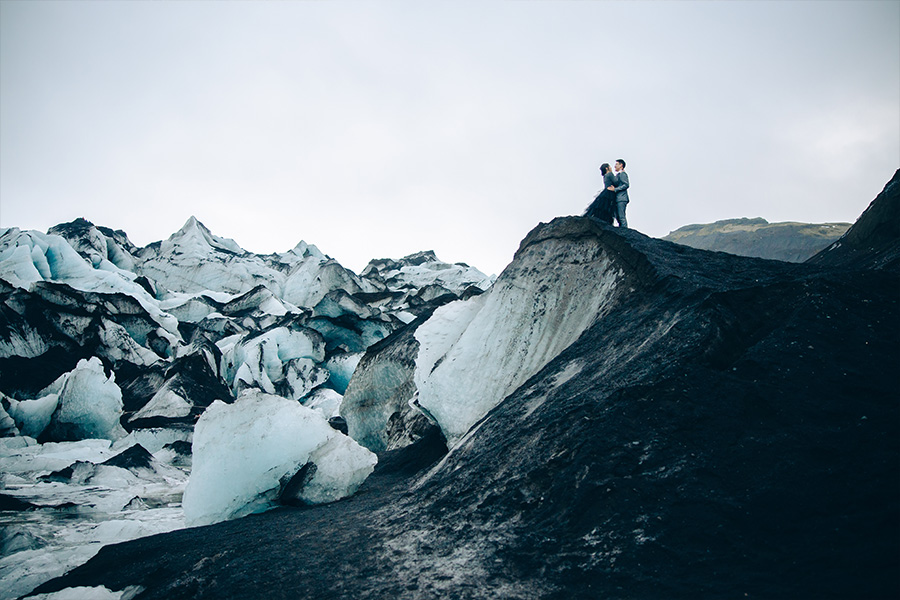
[31,199,899,598]
[808,168,900,270]
[396,249,898,599]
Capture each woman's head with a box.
[600,163,610,175]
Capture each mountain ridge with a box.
[662,216,851,262]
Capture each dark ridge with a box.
[349,290,405,304]
[219,285,272,317]
[164,350,234,408]
[39,465,76,483]
[163,440,192,455]
[116,363,167,416]
[47,217,96,238]
[101,444,155,470]
[125,350,234,430]
[0,493,39,511]
[398,250,438,266]
[459,284,486,300]
[96,225,131,241]
[372,423,447,479]
[133,276,157,298]
[675,217,770,232]
[808,168,900,270]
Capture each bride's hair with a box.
[600,163,610,175]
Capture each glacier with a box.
[0,216,493,599]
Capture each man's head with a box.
[615,159,626,172]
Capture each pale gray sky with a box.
[1,0,898,276]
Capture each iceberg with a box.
[42,358,127,442]
[182,391,376,526]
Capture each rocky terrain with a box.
[663,217,850,262]
[20,170,899,599]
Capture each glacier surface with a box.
[0,216,492,598]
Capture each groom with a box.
[607,159,629,228]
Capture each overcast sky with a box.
[1,1,898,276]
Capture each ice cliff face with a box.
[414,221,628,446]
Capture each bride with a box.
[584,162,618,224]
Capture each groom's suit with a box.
[613,171,630,203]
[613,170,630,228]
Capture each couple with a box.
[585,159,629,228]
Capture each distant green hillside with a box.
[662,218,851,262]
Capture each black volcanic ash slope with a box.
[31,173,900,600]
[808,168,900,270]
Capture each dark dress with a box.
[585,171,618,224]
